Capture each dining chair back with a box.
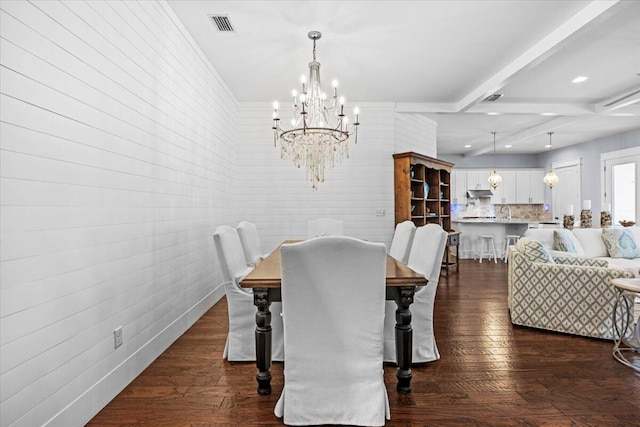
[275,236,390,426]
[307,218,344,238]
[213,225,284,361]
[236,221,266,267]
[389,220,416,264]
[383,224,448,363]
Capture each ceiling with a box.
[167,0,640,156]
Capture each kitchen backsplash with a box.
[452,198,554,221]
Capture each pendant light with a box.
[543,132,559,188]
[487,131,502,189]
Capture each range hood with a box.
[467,189,494,198]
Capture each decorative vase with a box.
[600,211,611,228]
[563,215,574,230]
[580,209,592,228]
[424,183,430,199]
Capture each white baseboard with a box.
[45,284,226,427]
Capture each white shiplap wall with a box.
[236,104,437,251]
[394,112,437,155]
[0,1,234,426]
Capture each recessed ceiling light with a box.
[464,144,471,148]
[504,145,512,148]
[544,144,552,148]
[571,76,589,83]
[541,112,556,116]
[487,112,500,116]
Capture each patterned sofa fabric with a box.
[508,247,634,340]
[524,227,640,277]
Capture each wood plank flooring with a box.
[88,260,640,426]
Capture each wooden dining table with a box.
[240,240,427,395]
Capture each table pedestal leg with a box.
[395,286,414,393]
[254,289,272,395]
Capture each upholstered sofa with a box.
[524,226,640,277]
[508,236,635,340]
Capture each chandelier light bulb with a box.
[271,31,360,189]
[273,101,279,110]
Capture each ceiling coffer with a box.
[208,15,235,32]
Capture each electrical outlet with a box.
[375,209,386,216]
[114,326,123,349]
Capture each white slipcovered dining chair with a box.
[213,225,284,362]
[383,223,448,363]
[236,221,267,267]
[307,218,344,238]
[389,220,416,264]
[275,236,390,426]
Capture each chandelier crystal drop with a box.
[543,132,559,188]
[487,131,502,189]
[272,31,359,189]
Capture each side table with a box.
[442,231,460,276]
[610,278,640,372]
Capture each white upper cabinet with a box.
[491,170,516,204]
[451,170,467,204]
[457,169,544,204]
[516,170,545,203]
[528,170,545,203]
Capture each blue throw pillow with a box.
[602,228,640,259]
[553,229,578,253]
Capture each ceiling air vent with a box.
[208,15,235,32]
[483,93,504,102]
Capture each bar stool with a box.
[610,278,640,372]
[504,235,520,263]
[476,235,497,264]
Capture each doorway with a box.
[551,159,582,222]
[602,147,640,224]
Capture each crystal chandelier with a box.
[487,131,502,189]
[543,132,559,188]
[272,31,359,189]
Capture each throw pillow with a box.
[516,237,556,264]
[602,228,640,259]
[553,229,581,253]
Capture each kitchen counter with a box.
[450,219,559,259]
[453,218,531,224]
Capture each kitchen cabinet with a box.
[516,170,545,204]
[491,170,516,204]
[451,170,467,204]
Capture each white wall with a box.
[0,1,235,426]
[394,112,437,155]
[0,1,440,425]
[236,105,438,252]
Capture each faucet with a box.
[500,204,512,221]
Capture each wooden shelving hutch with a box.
[393,152,454,232]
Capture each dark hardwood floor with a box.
[88,260,640,426]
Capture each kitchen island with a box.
[452,218,560,259]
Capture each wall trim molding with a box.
[46,285,225,427]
